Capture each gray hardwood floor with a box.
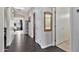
[5,33,65,52]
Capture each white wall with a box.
[35,8,54,49]
[70,7,79,52]
[4,8,7,28]
[6,8,14,46]
[23,20,28,34]
[0,8,4,52]
[56,7,71,45]
[28,8,35,38]
[28,14,34,38]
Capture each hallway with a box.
[5,31,65,52]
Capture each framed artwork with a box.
[44,12,52,31]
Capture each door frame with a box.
[54,8,56,46]
[33,12,36,42]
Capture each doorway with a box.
[55,7,71,52]
[20,20,23,30]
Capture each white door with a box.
[56,7,70,45]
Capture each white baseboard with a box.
[40,44,53,49]
[35,40,53,49]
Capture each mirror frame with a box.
[44,12,52,31]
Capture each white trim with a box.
[35,40,53,49]
[52,7,56,46]
[40,44,53,49]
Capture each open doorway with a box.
[20,20,23,30]
[14,19,23,31]
[27,12,36,41]
[55,7,71,52]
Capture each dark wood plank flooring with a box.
[5,33,65,52]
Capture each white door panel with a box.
[56,7,70,45]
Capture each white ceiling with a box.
[14,7,32,12]
[14,7,33,17]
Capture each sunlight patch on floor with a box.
[57,40,70,52]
